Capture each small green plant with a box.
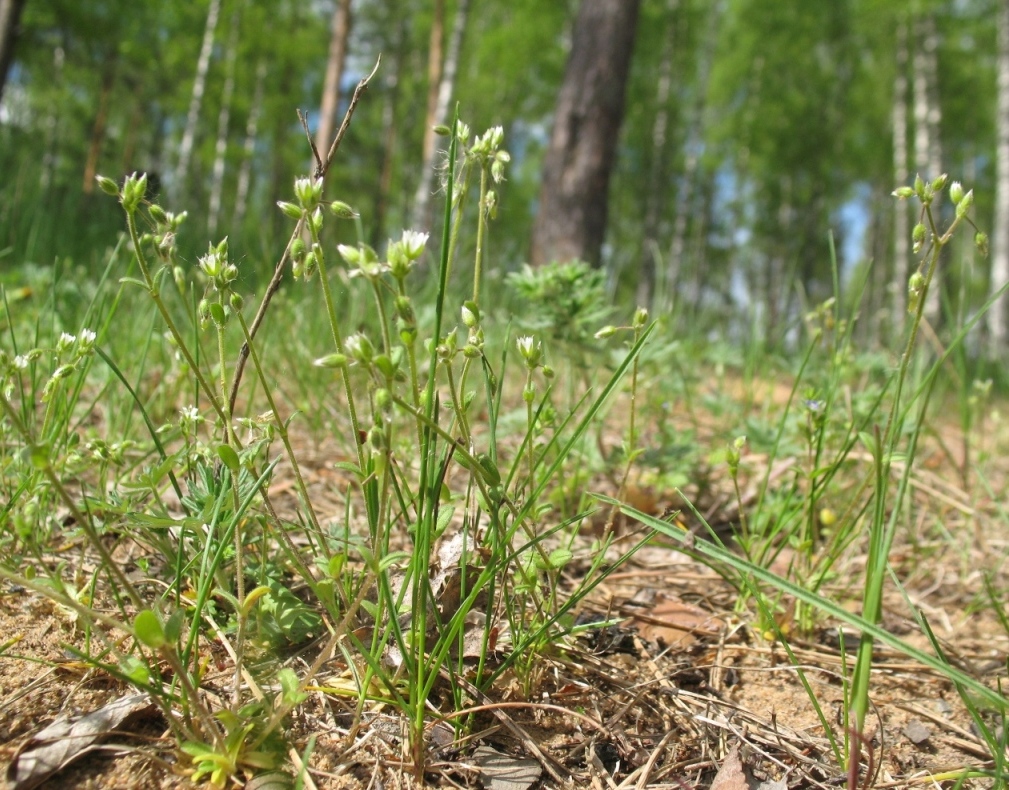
[0,105,655,786]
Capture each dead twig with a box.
[227,57,381,417]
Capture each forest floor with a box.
[1,381,1008,790]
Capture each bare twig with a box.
[227,57,380,416]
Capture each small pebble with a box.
[903,719,931,745]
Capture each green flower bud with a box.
[148,204,168,225]
[330,201,358,218]
[956,189,974,218]
[913,174,925,199]
[314,353,348,368]
[230,292,244,311]
[892,186,915,200]
[949,181,964,204]
[594,325,618,339]
[375,388,393,413]
[930,174,948,193]
[96,175,120,197]
[277,201,304,220]
[976,231,989,257]
[290,237,306,261]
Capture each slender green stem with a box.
[123,209,227,425]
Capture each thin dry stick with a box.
[227,57,381,417]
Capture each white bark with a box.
[989,0,1009,354]
[891,20,909,333]
[912,13,942,324]
[232,59,266,230]
[174,0,222,197]
[208,2,241,237]
[637,0,677,310]
[664,0,719,313]
[411,0,470,231]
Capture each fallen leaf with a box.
[633,596,722,648]
[472,744,542,790]
[710,744,755,790]
[6,693,157,790]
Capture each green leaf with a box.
[216,443,241,472]
[134,610,166,649]
[277,668,308,705]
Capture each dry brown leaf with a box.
[471,744,542,790]
[632,595,722,648]
[6,693,157,790]
[709,744,754,790]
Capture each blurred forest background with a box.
[1,0,1007,357]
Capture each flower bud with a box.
[330,201,358,219]
[277,201,304,220]
[594,325,617,339]
[949,181,964,204]
[930,174,948,193]
[314,353,348,368]
[96,175,120,197]
[976,231,989,257]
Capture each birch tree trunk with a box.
[232,59,266,230]
[373,15,407,247]
[663,0,719,313]
[174,0,222,198]
[419,0,445,186]
[637,0,678,310]
[314,0,353,167]
[912,12,942,324]
[891,19,910,334]
[989,0,1009,355]
[530,0,641,267]
[0,0,26,108]
[208,2,241,237]
[412,0,470,231]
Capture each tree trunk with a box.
[208,2,241,237]
[373,14,407,248]
[891,19,910,335]
[174,0,222,199]
[912,12,942,324]
[530,0,641,268]
[81,57,117,194]
[989,0,1009,355]
[663,0,719,312]
[637,0,678,310]
[0,0,26,108]
[411,0,469,231]
[232,59,266,230]
[40,44,64,191]
[314,0,353,167]
[419,0,445,184]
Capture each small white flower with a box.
[401,230,429,260]
[57,332,76,353]
[13,355,28,370]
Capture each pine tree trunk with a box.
[174,0,222,198]
[208,2,241,237]
[891,19,910,335]
[81,58,117,194]
[0,0,26,108]
[989,0,1009,355]
[412,0,469,231]
[314,0,353,167]
[530,0,641,267]
[233,59,266,230]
